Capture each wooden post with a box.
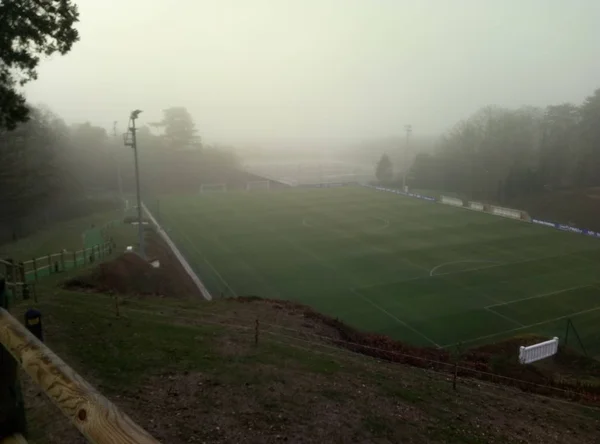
[1,433,28,443]
[114,293,120,318]
[9,259,17,291]
[18,264,26,301]
[254,319,259,346]
[0,279,28,439]
[32,258,37,282]
[60,251,66,272]
[18,264,25,288]
[0,307,159,444]
[453,361,458,391]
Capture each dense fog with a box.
[2,0,600,239]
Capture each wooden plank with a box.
[0,434,28,444]
[0,307,159,444]
[0,280,27,439]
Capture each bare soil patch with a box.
[63,229,203,299]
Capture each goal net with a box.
[199,183,227,193]
[324,173,357,183]
[245,180,270,191]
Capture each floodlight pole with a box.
[402,124,412,192]
[125,110,145,259]
[113,121,124,199]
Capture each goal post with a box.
[199,183,227,193]
[245,180,270,191]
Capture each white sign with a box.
[440,195,463,207]
[519,337,559,364]
[469,202,484,211]
[490,205,522,220]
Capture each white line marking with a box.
[302,215,389,232]
[429,260,502,277]
[443,304,600,348]
[174,204,283,298]
[174,229,237,297]
[353,249,594,291]
[370,216,390,231]
[350,288,441,348]
[485,285,590,309]
[485,307,524,327]
[179,230,237,297]
[157,212,228,299]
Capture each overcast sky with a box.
[24,0,600,148]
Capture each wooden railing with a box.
[0,279,158,443]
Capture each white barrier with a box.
[469,201,484,211]
[141,202,212,301]
[490,205,523,220]
[519,337,559,364]
[440,195,464,207]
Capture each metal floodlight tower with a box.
[124,109,145,258]
[402,124,412,192]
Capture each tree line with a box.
[403,88,600,203]
[0,105,239,243]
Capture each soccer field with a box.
[155,186,600,354]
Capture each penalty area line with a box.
[429,260,502,277]
[165,215,238,298]
[484,307,524,327]
[485,285,591,309]
[442,305,600,349]
[349,288,441,348]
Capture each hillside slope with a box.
[12,275,600,444]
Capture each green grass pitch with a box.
[154,186,600,355]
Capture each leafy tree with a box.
[0,0,79,130]
[0,106,63,238]
[539,104,579,189]
[64,122,114,193]
[575,89,600,186]
[375,153,393,183]
[151,107,200,150]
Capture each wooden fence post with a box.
[18,263,26,301]
[452,342,462,391]
[0,279,28,439]
[32,258,37,281]
[453,362,458,391]
[18,263,25,287]
[10,259,17,291]
[0,307,159,443]
[60,251,66,272]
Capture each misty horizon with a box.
[22,0,600,148]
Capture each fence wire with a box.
[28,294,600,407]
